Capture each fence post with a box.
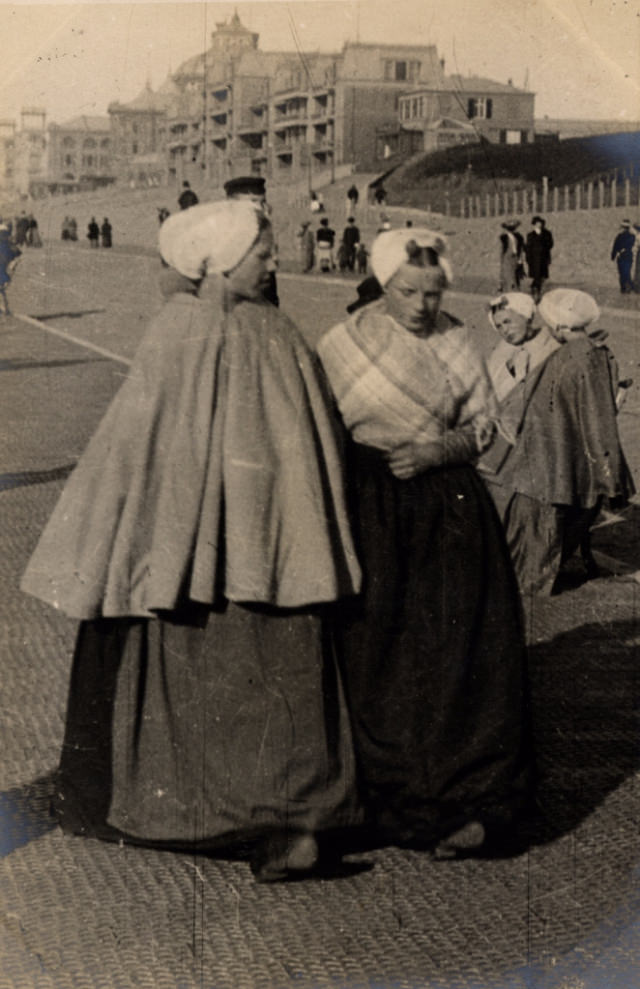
[485,193,491,217]
[599,180,605,208]
[502,190,509,214]
[542,176,548,213]
[625,178,631,208]
[575,183,581,210]
[531,188,537,214]
[564,185,570,211]
[494,192,500,216]
[552,187,559,213]
[586,182,593,210]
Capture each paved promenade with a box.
[1,243,640,988]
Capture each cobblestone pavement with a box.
[1,245,640,988]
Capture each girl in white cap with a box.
[21,199,363,881]
[481,287,634,596]
[318,227,532,858]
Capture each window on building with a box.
[132,123,138,135]
[101,138,110,148]
[83,138,96,149]
[62,136,75,148]
[132,143,138,154]
[64,154,73,166]
[467,97,493,120]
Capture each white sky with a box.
[1,0,639,125]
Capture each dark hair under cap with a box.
[224,176,266,198]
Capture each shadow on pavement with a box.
[0,357,108,372]
[33,309,107,321]
[526,614,640,847]
[0,773,57,857]
[0,464,76,492]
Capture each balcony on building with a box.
[310,92,335,119]
[273,97,308,124]
[210,86,231,104]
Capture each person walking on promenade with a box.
[611,219,635,294]
[341,217,360,272]
[479,289,634,596]
[525,215,553,302]
[373,184,386,207]
[499,220,525,291]
[21,199,362,883]
[0,224,21,316]
[101,218,112,248]
[346,183,359,216]
[68,217,78,242]
[178,180,198,210]
[316,216,336,271]
[27,214,42,248]
[87,217,100,247]
[224,175,279,306]
[296,219,315,272]
[317,228,532,858]
[355,242,369,275]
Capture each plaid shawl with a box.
[317,300,495,451]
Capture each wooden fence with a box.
[457,172,640,219]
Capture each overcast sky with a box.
[1,0,639,126]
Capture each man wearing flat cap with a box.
[224,176,279,305]
[611,220,635,294]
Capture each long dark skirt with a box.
[54,600,360,852]
[337,443,532,846]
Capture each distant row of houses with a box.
[0,12,537,199]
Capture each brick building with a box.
[0,120,17,198]
[396,75,535,152]
[108,81,175,186]
[164,13,450,188]
[47,116,114,192]
[12,108,47,197]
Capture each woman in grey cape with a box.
[22,200,362,882]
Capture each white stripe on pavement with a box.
[14,313,132,367]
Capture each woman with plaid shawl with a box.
[318,228,532,859]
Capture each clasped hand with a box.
[386,439,448,480]
[385,427,481,480]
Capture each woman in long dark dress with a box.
[317,228,532,857]
[21,200,362,881]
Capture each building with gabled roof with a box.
[397,75,535,149]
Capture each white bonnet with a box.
[538,288,600,331]
[158,199,263,279]
[371,228,453,288]
[488,292,536,329]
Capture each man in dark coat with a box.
[611,220,635,293]
[100,218,112,248]
[224,175,279,306]
[87,218,100,247]
[341,217,360,271]
[178,181,199,211]
[525,216,553,301]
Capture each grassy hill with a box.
[380,132,640,213]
